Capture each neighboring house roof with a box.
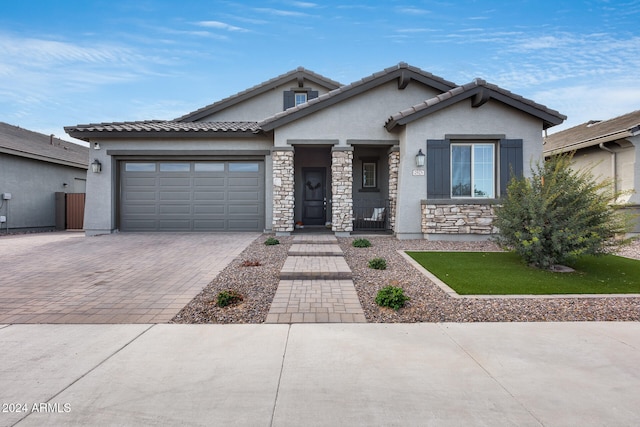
[175,67,342,122]
[544,109,640,154]
[0,122,89,169]
[65,120,262,141]
[385,78,566,131]
[258,62,458,131]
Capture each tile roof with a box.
[544,109,640,154]
[65,120,261,141]
[175,67,342,122]
[385,78,566,131]
[258,62,458,131]
[0,122,88,168]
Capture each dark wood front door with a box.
[302,167,326,226]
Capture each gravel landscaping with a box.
[172,236,293,324]
[172,234,640,324]
[341,237,640,323]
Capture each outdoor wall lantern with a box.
[91,159,102,173]
[415,149,426,167]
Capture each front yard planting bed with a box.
[406,251,640,295]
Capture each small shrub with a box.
[368,257,387,270]
[264,237,280,246]
[240,259,262,267]
[217,290,244,307]
[375,286,409,310]
[352,238,371,248]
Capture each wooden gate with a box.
[65,193,85,230]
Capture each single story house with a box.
[0,122,89,232]
[65,63,565,239]
[544,110,640,234]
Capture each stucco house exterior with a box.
[65,63,565,239]
[0,122,89,232]
[544,110,640,234]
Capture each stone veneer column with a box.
[388,147,399,232]
[331,147,354,235]
[272,148,295,234]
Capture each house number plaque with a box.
[412,169,425,176]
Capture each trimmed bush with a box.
[368,257,387,270]
[352,238,371,248]
[494,153,633,269]
[375,286,409,310]
[216,290,243,307]
[264,237,280,246]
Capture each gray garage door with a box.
[120,160,265,231]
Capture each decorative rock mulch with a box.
[340,237,640,323]
[171,235,293,324]
[172,234,640,324]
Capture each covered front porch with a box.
[271,143,398,236]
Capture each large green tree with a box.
[494,153,633,270]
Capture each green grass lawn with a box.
[406,251,640,295]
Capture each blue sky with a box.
[1,0,639,144]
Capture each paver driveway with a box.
[0,232,259,323]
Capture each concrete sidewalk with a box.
[1,322,639,426]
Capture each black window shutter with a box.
[427,139,451,199]
[308,90,319,100]
[499,139,523,196]
[283,91,295,110]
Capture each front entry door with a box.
[302,167,326,226]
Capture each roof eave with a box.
[260,67,457,132]
[0,146,88,169]
[543,129,635,155]
[64,129,267,141]
[175,68,342,123]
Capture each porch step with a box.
[292,234,338,244]
[288,243,343,257]
[279,256,353,280]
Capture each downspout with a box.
[599,143,617,194]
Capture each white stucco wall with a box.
[395,100,545,239]
[273,82,441,146]
[199,80,334,122]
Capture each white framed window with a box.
[294,92,307,106]
[451,143,494,198]
[363,162,377,188]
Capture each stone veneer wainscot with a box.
[421,201,497,234]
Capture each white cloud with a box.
[253,7,310,17]
[195,21,249,32]
[396,7,431,15]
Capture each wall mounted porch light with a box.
[415,149,426,167]
[91,159,102,173]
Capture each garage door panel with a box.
[194,177,225,186]
[123,205,157,214]
[159,204,192,214]
[158,221,192,231]
[159,192,192,201]
[194,205,225,214]
[124,220,158,230]
[194,191,225,201]
[127,177,157,186]
[229,204,260,214]
[193,220,226,230]
[121,160,264,231]
[228,219,261,230]
[229,191,260,201]
[229,176,260,186]
[124,191,157,201]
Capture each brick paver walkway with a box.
[0,232,258,323]
[265,234,366,323]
